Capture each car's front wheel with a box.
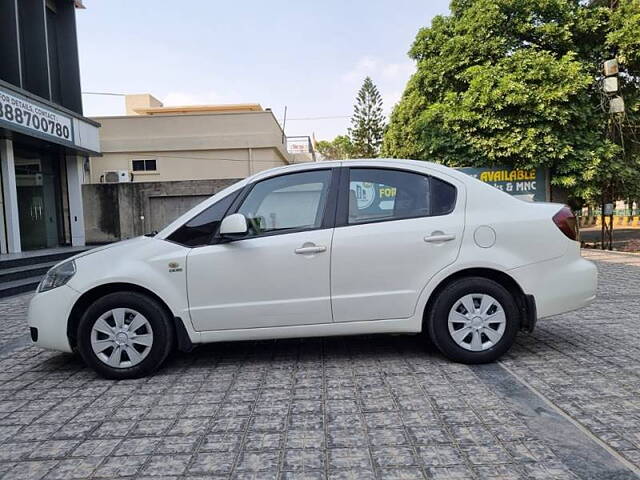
[427,277,519,364]
[76,292,174,379]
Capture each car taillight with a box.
[553,206,579,241]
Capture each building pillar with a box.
[0,180,5,255]
[0,148,6,255]
[66,154,85,247]
[0,139,21,253]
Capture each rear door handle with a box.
[424,234,456,243]
[295,244,327,254]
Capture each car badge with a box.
[168,262,183,272]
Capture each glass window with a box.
[132,159,157,172]
[144,159,157,171]
[348,169,430,224]
[237,170,332,236]
[347,169,456,224]
[431,176,457,215]
[167,190,241,247]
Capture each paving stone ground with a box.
[0,250,638,479]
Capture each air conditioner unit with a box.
[103,170,131,183]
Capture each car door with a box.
[330,165,464,322]
[186,168,337,331]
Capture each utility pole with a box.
[600,58,624,250]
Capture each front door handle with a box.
[295,244,327,254]
[424,233,456,243]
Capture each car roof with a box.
[156,158,510,240]
[249,158,472,184]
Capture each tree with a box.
[315,135,356,160]
[349,77,386,157]
[383,0,640,207]
[607,0,640,69]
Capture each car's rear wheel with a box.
[427,277,519,364]
[76,292,174,379]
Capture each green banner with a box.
[457,167,548,202]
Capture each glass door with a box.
[14,146,65,250]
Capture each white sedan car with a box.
[28,160,597,379]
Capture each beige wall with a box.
[125,94,163,115]
[90,148,286,183]
[89,111,294,184]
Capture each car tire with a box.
[76,292,174,379]
[427,277,519,364]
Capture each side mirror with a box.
[219,213,248,236]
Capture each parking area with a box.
[0,250,638,480]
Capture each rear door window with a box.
[346,168,456,225]
[430,176,457,216]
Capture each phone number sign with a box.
[0,86,74,146]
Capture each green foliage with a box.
[607,0,640,69]
[315,135,356,160]
[383,0,640,204]
[349,77,386,157]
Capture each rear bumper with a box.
[27,285,79,353]
[509,245,597,319]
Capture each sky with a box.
[76,0,450,141]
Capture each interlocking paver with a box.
[142,454,191,476]
[327,428,368,448]
[371,446,418,468]
[328,468,376,480]
[93,455,147,477]
[70,438,120,457]
[235,450,279,472]
[378,468,426,480]
[43,457,103,479]
[188,452,234,475]
[28,439,80,460]
[4,460,58,480]
[417,445,465,467]
[0,250,639,478]
[282,447,325,471]
[328,447,372,469]
[114,436,162,456]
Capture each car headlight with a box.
[37,260,76,293]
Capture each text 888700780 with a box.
[0,90,73,143]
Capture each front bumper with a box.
[27,285,80,353]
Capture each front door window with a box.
[236,169,332,236]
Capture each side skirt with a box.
[195,318,420,344]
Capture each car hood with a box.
[63,236,151,265]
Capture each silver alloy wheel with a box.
[447,293,506,352]
[90,308,153,368]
